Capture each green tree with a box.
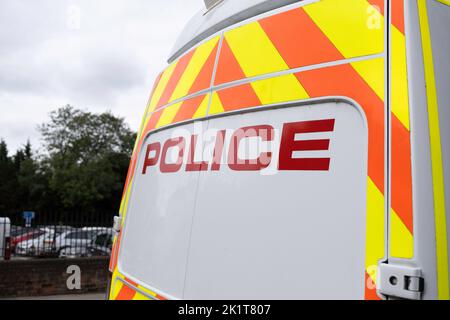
[39,105,136,217]
[14,141,45,213]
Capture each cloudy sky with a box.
[0,0,203,153]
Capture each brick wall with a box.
[0,257,110,298]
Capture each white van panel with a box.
[119,124,200,298]
[120,100,368,299]
[183,101,368,299]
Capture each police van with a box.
[109,0,450,300]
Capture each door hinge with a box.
[377,263,424,300]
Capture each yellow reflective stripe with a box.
[224,22,288,78]
[170,36,219,102]
[250,74,309,105]
[135,101,153,145]
[351,58,385,102]
[418,0,449,300]
[209,92,225,115]
[121,180,133,220]
[137,285,158,298]
[156,102,183,129]
[304,0,384,59]
[437,0,450,6]
[391,27,410,130]
[148,63,178,112]
[110,270,124,300]
[193,94,210,119]
[366,178,385,283]
[141,113,153,136]
[390,209,414,258]
[110,281,123,300]
[132,292,150,300]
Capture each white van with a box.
[0,218,11,261]
[108,0,450,300]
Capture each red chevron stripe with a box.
[391,0,413,234]
[115,284,137,300]
[259,7,344,69]
[296,63,385,194]
[391,115,413,233]
[157,50,195,108]
[216,83,261,112]
[215,39,247,85]
[365,272,382,300]
[189,43,219,94]
[391,0,405,34]
[173,94,207,123]
[367,0,385,14]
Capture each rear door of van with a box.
[112,0,394,300]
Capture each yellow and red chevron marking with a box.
[109,0,396,300]
[147,36,219,113]
[215,0,384,85]
[210,58,386,300]
[389,0,414,259]
[212,4,388,299]
[368,1,414,259]
[110,272,167,301]
[108,94,210,273]
[117,35,219,216]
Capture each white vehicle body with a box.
[60,230,114,258]
[15,228,54,256]
[109,0,450,300]
[53,229,104,256]
[16,228,54,256]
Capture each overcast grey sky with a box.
[0,0,203,153]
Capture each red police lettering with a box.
[142,142,161,174]
[278,119,335,171]
[186,135,209,172]
[228,125,274,171]
[140,119,335,175]
[160,137,186,173]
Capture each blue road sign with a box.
[23,211,35,227]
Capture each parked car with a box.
[87,231,114,257]
[15,228,55,256]
[82,227,110,233]
[53,229,99,257]
[60,229,114,258]
[11,227,46,253]
[37,226,75,257]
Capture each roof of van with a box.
[168,0,302,63]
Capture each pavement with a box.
[4,293,107,300]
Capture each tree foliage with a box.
[0,105,136,218]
